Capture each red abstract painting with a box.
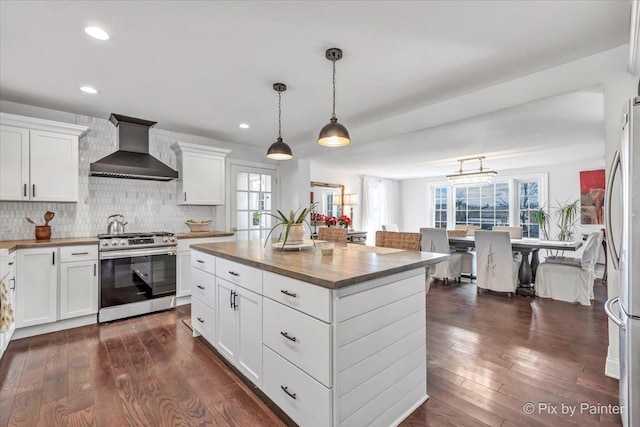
[579,169,605,225]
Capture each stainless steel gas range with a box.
[98,231,177,323]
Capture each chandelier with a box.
[446,156,497,187]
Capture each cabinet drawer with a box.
[191,250,215,274]
[263,346,331,427]
[216,257,261,294]
[191,298,216,346]
[191,267,216,309]
[263,298,332,387]
[263,271,331,322]
[60,245,98,263]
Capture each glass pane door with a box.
[231,165,277,241]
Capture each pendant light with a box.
[266,83,293,160]
[446,156,498,187]
[318,48,351,147]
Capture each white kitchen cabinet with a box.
[177,251,192,298]
[0,113,88,202]
[59,245,98,320]
[216,277,263,388]
[176,237,235,299]
[16,247,58,328]
[171,142,231,205]
[0,252,17,360]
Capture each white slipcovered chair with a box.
[420,228,461,282]
[454,225,478,279]
[535,231,603,306]
[492,226,523,239]
[475,231,520,296]
[381,224,399,232]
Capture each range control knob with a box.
[169,236,175,242]
[120,239,126,245]
[162,236,168,242]
[111,240,118,246]
[102,240,109,246]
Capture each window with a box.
[454,183,510,230]
[433,187,448,228]
[518,181,540,238]
[232,166,276,241]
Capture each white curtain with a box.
[362,176,395,245]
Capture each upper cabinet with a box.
[0,113,88,202]
[171,142,231,205]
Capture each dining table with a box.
[448,236,583,296]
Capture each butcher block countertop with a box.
[174,231,234,239]
[0,237,99,253]
[191,239,448,289]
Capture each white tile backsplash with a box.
[0,114,216,240]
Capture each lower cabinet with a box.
[16,245,99,330]
[216,277,262,388]
[59,259,98,319]
[177,251,192,298]
[16,247,57,328]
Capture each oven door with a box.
[99,247,177,309]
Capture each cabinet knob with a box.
[197,317,204,323]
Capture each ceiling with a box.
[0,1,629,177]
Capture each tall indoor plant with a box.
[533,199,580,242]
[264,204,316,247]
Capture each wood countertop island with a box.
[190,239,448,289]
[189,240,448,427]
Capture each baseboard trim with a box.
[391,392,429,427]
[605,356,620,379]
[14,314,97,340]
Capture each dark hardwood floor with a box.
[0,279,620,426]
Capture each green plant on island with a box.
[264,203,317,248]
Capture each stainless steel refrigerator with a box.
[605,97,640,427]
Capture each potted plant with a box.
[265,204,316,247]
[252,211,260,226]
[338,215,352,229]
[532,199,580,241]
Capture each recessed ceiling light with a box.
[80,86,98,94]
[85,26,110,41]
[239,123,250,129]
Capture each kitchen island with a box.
[189,240,448,427]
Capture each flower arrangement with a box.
[311,213,327,225]
[324,215,351,228]
[324,216,338,227]
[338,215,352,228]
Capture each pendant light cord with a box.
[278,90,282,139]
[331,58,337,119]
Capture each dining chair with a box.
[474,231,520,296]
[454,224,478,236]
[381,224,399,232]
[419,228,462,283]
[453,225,478,279]
[492,226,523,239]
[535,230,603,306]
[318,227,348,243]
[375,231,421,251]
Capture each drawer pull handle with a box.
[280,289,297,298]
[280,331,297,342]
[197,317,204,323]
[281,386,296,400]
[196,285,205,290]
[228,271,239,276]
[71,252,89,256]
[196,259,205,264]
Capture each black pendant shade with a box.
[318,117,351,147]
[266,82,293,160]
[318,47,351,147]
[267,137,293,160]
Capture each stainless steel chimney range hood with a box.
[90,113,179,181]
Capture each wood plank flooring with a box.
[0,279,621,426]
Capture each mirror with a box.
[310,181,344,219]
